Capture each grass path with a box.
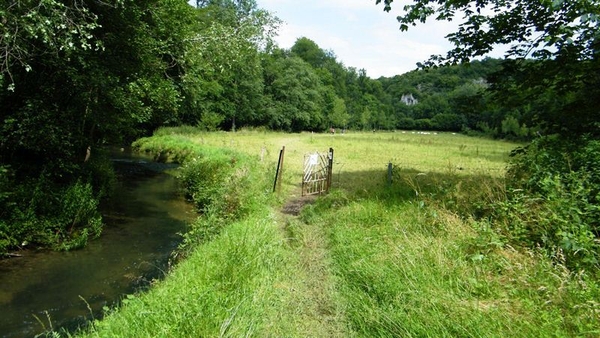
[275,194,350,337]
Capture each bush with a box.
[178,150,266,222]
[197,111,224,131]
[396,117,416,130]
[497,135,600,270]
[0,169,103,254]
[0,220,15,255]
[179,150,271,251]
[414,118,433,130]
[431,113,466,131]
[54,180,103,250]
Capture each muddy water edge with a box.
[0,150,195,338]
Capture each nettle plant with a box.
[501,136,600,269]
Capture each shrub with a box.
[498,135,600,270]
[0,169,103,254]
[396,117,416,130]
[0,220,15,255]
[197,111,224,131]
[178,150,266,221]
[414,118,433,130]
[0,166,14,237]
[54,180,103,250]
[431,113,466,131]
[178,151,270,252]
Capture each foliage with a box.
[0,0,103,86]
[54,180,103,251]
[500,115,530,139]
[261,52,326,131]
[79,130,599,337]
[376,0,600,136]
[197,111,225,131]
[290,37,329,68]
[179,153,269,248]
[0,165,14,253]
[329,96,349,128]
[380,58,505,133]
[0,0,197,252]
[0,174,102,254]
[375,0,600,272]
[376,0,600,62]
[3,0,597,259]
[383,134,600,271]
[493,136,600,270]
[431,113,466,131]
[132,132,272,251]
[182,0,280,130]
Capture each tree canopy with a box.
[376,0,600,136]
[377,0,599,62]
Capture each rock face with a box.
[401,93,418,105]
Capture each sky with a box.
[255,0,461,78]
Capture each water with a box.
[0,153,195,337]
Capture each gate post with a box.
[326,148,334,192]
[273,146,285,193]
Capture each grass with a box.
[303,193,599,337]
[85,208,348,337]
[153,127,517,197]
[78,128,599,337]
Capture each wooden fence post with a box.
[273,146,285,193]
[326,148,334,192]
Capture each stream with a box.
[0,151,195,338]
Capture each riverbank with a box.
[80,128,599,337]
[0,152,194,338]
[81,131,346,336]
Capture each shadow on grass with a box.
[331,166,505,217]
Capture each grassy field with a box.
[155,128,516,196]
[80,129,599,337]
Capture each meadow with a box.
[80,128,599,337]
[154,128,515,196]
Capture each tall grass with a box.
[80,128,599,337]
[86,209,338,337]
[81,131,350,337]
[301,191,600,336]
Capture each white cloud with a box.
[256,0,462,78]
[186,0,507,77]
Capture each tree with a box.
[0,0,102,88]
[0,0,198,252]
[431,113,466,131]
[377,0,599,63]
[376,0,600,136]
[262,54,325,131]
[329,96,350,128]
[291,37,328,68]
[182,0,279,130]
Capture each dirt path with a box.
[281,194,318,216]
[276,193,349,337]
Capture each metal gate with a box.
[302,148,334,196]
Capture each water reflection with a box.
[0,154,194,338]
